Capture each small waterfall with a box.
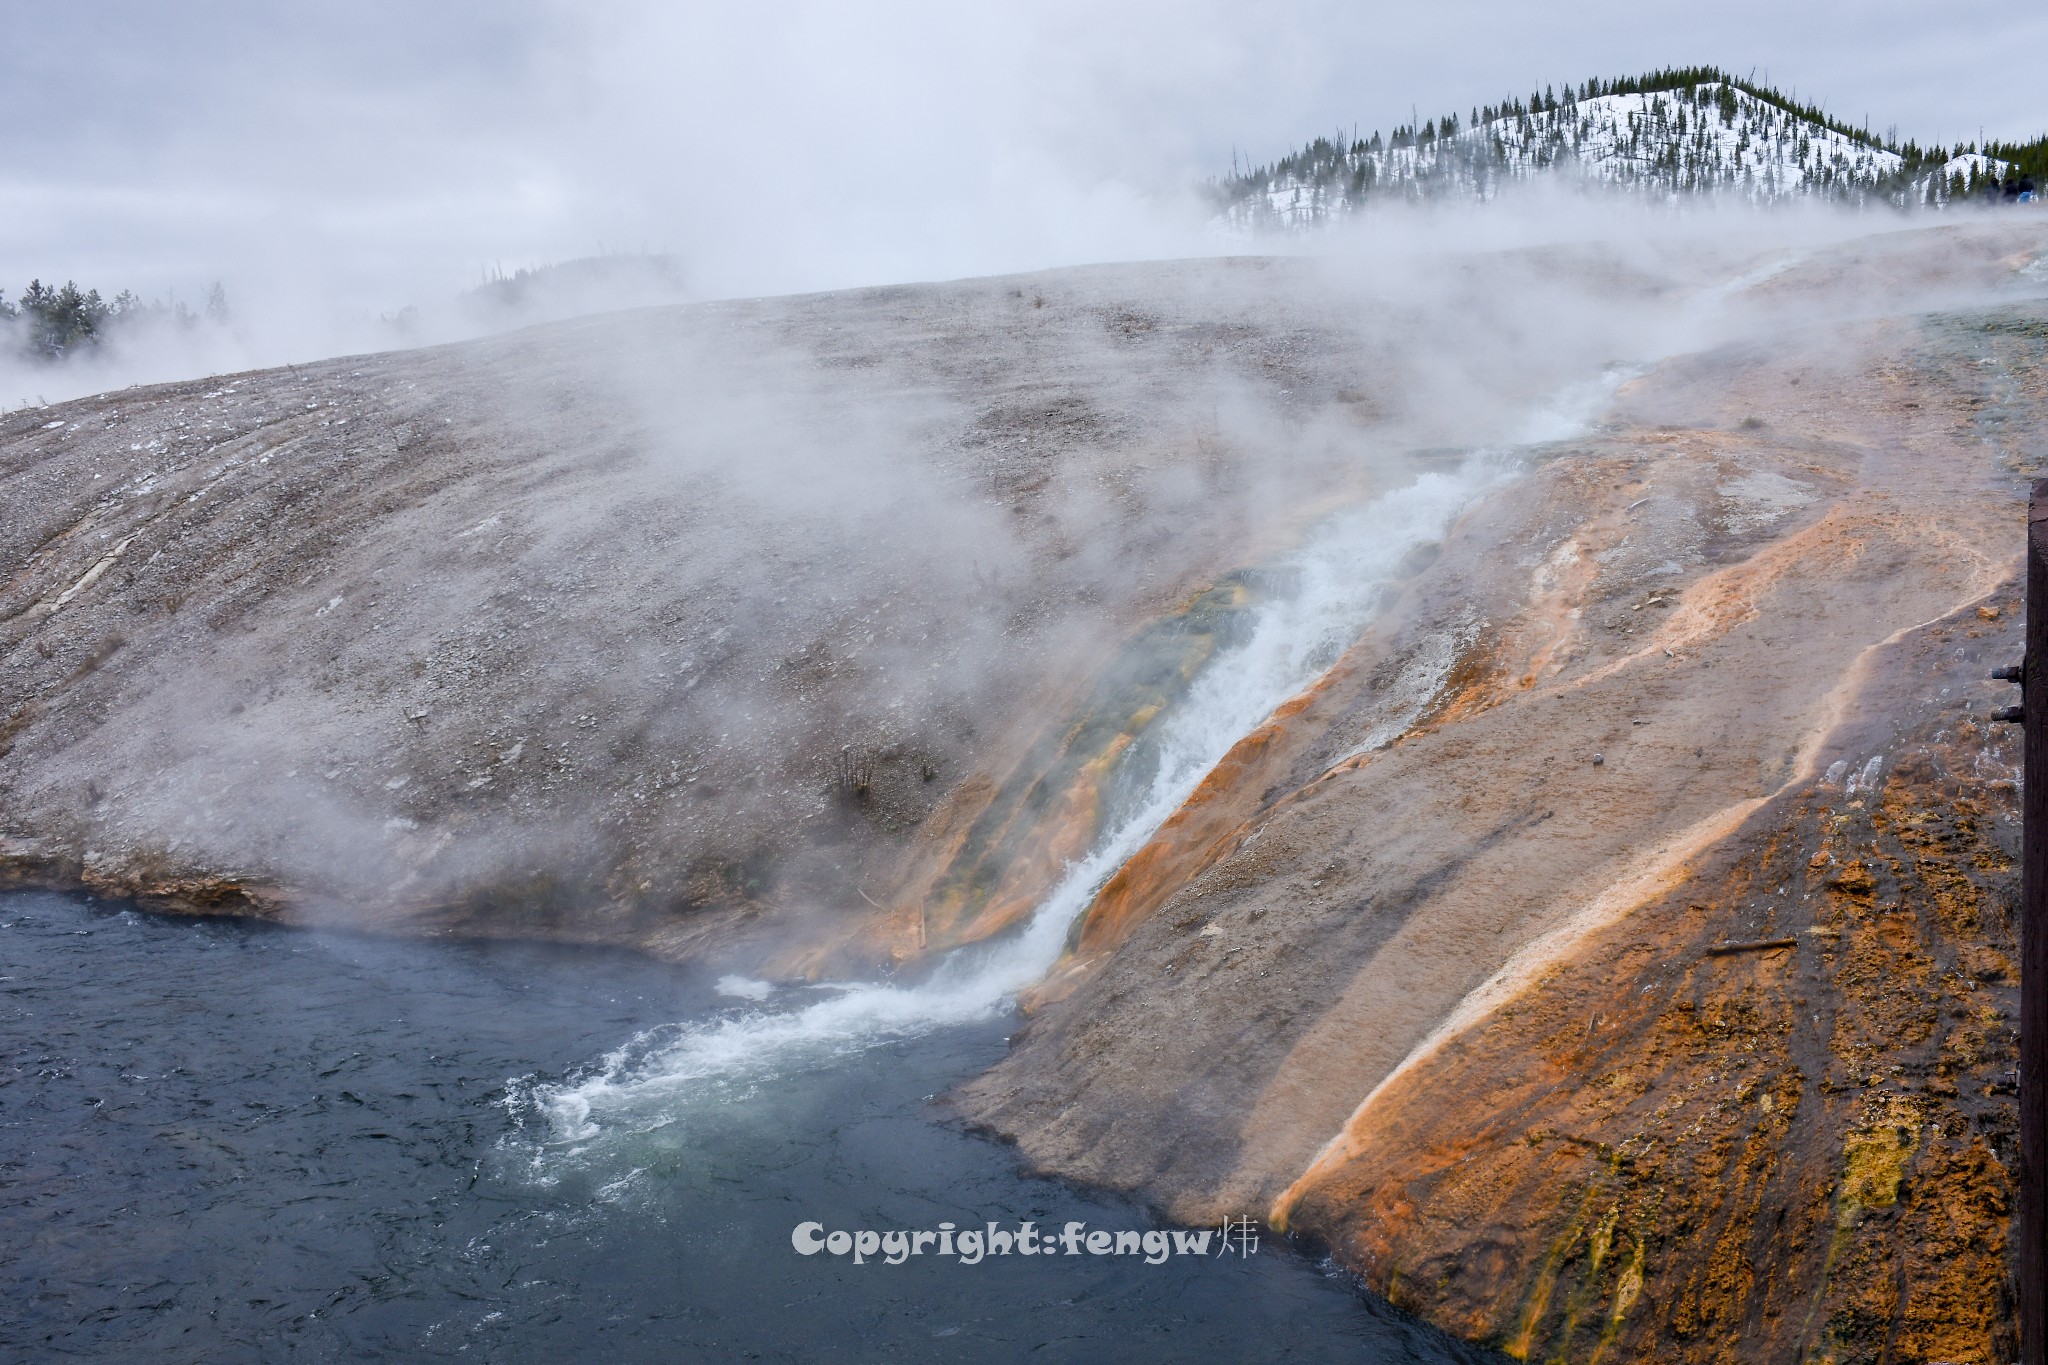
[522,457,1510,1152]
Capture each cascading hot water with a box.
[522,457,1510,1157]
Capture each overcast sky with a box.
[3,0,2044,315]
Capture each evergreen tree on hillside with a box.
[19,280,109,358]
[3,277,227,363]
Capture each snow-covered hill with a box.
[1217,67,2028,228]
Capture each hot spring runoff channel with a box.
[0,892,1503,1362]
[1,450,1589,1360]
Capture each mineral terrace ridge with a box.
[6,218,2048,1361]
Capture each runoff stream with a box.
[0,440,1579,1361]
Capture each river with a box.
[1,890,1499,1362]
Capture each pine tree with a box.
[18,280,109,359]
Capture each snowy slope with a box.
[1221,79,2007,229]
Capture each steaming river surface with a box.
[1,891,1500,1363]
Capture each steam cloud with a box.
[2,0,2044,407]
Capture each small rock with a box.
[1591,753,1605,766]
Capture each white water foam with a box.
[714,974,774,1001]
[1516,362,1643,445]
[521,457,1510,1153]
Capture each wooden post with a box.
[2025,480,2048,1365]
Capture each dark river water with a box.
[1,891,1499,1363]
